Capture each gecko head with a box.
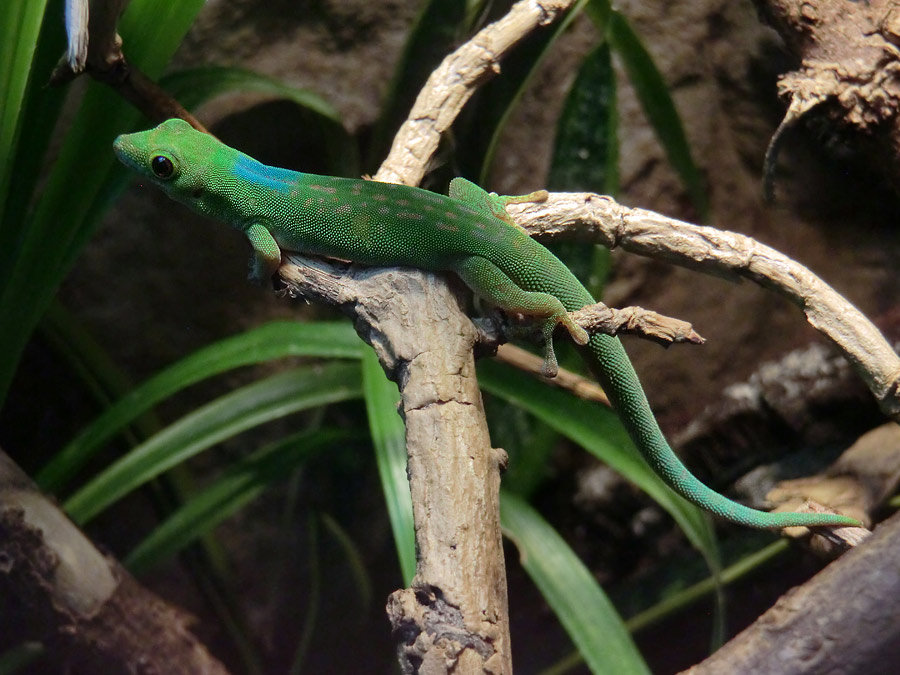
[113,118,218,213]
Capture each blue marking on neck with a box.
[232,154,300,194]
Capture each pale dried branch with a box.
[495,344,610,405]
[375,0,575,186]
[0,449,229,674]
[571,302,705,347]
[485,298,701,401]
[506,193,900,421]
[767,424,900,547]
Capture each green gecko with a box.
[113,118,861,530]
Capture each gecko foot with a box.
[561,314,589,346]
[541,321,560,378]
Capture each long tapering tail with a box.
[583,332,860,529]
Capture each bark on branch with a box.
[682,511,900,675]
[757,0,900,196]
[570,302,705,347]
[0,450,229,675]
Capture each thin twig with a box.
[571,302,705,347]
[495,344,610,405]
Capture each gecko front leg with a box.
[244,221,282,285]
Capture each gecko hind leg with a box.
[455,255,588,378]
[448,177,548,230]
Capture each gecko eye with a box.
[150,155,175,179]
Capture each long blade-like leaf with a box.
[0,0,68,281]
[160,65,356,176]
[547,40,617,298]
[367,0,467,167]
[161,65,341,122]
[606,11,708,218]
[38,321,363,492]
[361,349,416,584]
[0,0,207,405]
[549,42,618,195]
[124,429,347,575]
[319,512,374,614]
[65,362,362,524]
[0,0,49,222]
[478,359,717,556]
[477,0,590,184]
[501,492,650,675]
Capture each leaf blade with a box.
[606,11,708,218]
[38,321,363,492]
[124,429,346,574]
[0,0,49,220]
[501,492,650,675]
[362,349,416,585]
[64,362,363,524]
[0,0,208,405]
[161,65,342,122]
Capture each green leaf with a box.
[547,41,617,297]
[606,11,708,218]
[549,42,618,195]
[0,0,49,220]
[546,538,787,673]
[625,539,784,634]
[64,362,363,524]
[478,359,717,557]
[476,0,590,184]
[361,349,416,585]
[0,0,68,278]
[484,396,559,498]
[124,429,346,575]
[161,65,342,123]
[39,301,159,436]
[160,65,356,176]
[0,0,207,406]
[501,492,650,675]
[584,0,613,28]
[288,513,321,675]
[37,321,363,492]
[320,512,374,614]
[0,643,44,675]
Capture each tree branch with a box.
[0,449,229,674]
[494,344,611,404]
[681,511,900,675]
[506,193,900,421]
[376,0,575,187]
[277,3,578,671]
[570,302,705,347]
